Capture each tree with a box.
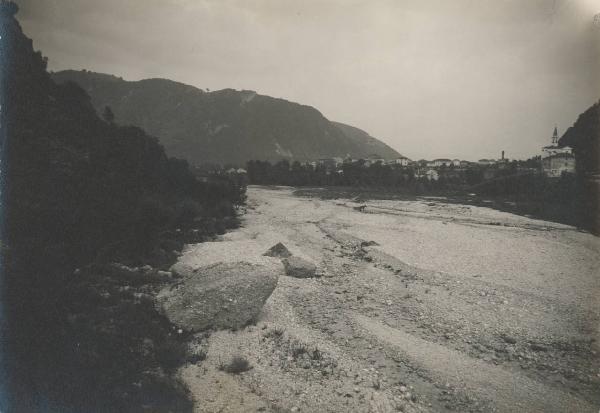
[0,1,19,16]
[102,105,115,124]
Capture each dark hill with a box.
[559,100,599,176]
[558,100,600,233]
[0,2,242,411]
[52,70,402,165]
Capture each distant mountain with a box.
[52,70,402,165]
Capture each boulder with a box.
[263,242,292,258]
[172,240,276,276]
[156,260,282,331]
[282,256,317,278]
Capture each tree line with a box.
[245,158,543,194]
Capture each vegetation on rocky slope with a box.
[559,100,599,233]
[0,2,244,411]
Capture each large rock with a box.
[171,240,277,278]
[263,242,292,258]
[282,256,317,278]
[157,260,281,331]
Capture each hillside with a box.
[0,2,243,411]
[52,70,402,165]
[559,100,599,176]
[558,100,600,233]
[331,121,403,159]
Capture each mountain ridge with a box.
[52,70,403,166]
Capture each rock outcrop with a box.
[157,260,282,331]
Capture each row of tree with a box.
[245,157,591,230]
[245,159,542,192]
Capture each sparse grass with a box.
[311,347,323,361]
[290,340,309,359]
[264,326,285,340]
[219,356,252,374]
[187,349,207,364]
[372,377,381,390]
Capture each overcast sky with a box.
[17,0,600,160]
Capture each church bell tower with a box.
[551,125,558,146]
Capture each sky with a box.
[16,0,600,161]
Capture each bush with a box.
[219,356,252,374]
[174,199,203,225]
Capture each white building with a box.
[432,159,453,167]
[388,157,410,166]
[541,126,575,177]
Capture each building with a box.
[432,159,453,167]
[541,126,575,178]
[388,157,410,166]
[364,154,385,167]
[477,159,496,166]
[452,159,461,167]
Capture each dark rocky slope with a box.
[0,2,243,411]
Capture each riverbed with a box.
[180,185,600,412]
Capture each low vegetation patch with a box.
[263,326,286,340]
[262,332,338,376]
[219,356,253,374]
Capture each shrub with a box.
[174,199,203,225]
[219,356,252,374]
[264,327,285,340]
[290,340,309,359]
